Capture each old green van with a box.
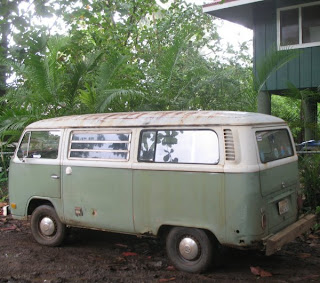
[9,111,315,273]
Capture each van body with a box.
[9,111,315,273]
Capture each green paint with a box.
[253,0,320,91]
[133,170,225,240]
[62,166,134,233]
[9,161,61,217]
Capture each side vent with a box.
[224,129,235,161]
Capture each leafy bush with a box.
[299,154,320,210]
[0,145,13,202]
[0,171,8,202]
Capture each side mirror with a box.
[17,149,27,161]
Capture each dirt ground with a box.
[0,215,320,283]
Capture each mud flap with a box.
[264,214,316,256]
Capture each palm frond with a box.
[254,45,300,92]
[158,32,193,87]
[79,83,97,113]
[66,50,104,108]
[97,53,129,92]
[97,89,144,112]
[0,107,42,138]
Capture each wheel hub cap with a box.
[40,217,55,236]
[179,237,199,260]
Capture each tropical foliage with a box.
[0,0,254,140]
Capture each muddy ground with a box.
[0,216,320,283]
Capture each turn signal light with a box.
[10,203,16,209]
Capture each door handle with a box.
[51,174,60,180]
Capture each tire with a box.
[166,227,215,273]
[30,205,66,247]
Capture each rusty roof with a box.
[26,111,285,129]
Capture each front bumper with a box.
[264,214,316,256]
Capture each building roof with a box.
[203,0,264,29]
[26,111,285,129]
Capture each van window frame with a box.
[138,128,220,165]
[16,130,62,161]
[255,128,294,164]
[67,130,132,162]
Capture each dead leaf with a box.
[159,277,176,282]
[166,266,176,271]
[122,252,138,257]
[297,253,311,259]
[250,266,272,277]
[1,224,17,231]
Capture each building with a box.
[204,0,320,140]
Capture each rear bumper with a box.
[264,214,316,256]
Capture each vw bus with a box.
[9,111,315,273]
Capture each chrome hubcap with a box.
[179,237,200,260]
[39,217,55,236]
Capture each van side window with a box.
[17,131,61,159]
[69,132,131,160]
[139,130,219,164]
[256,129,293,163]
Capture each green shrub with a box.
[299,154,320,210]
[0,171,8,202]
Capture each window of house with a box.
[138,130,219,164]
[69,132,131,161]
[278,2,320,49]
[17,131,61,159]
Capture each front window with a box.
[139,130,219,164]
[278,2,320,49]
[256,129,293,163]
[17,131,61,159]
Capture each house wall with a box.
[253,0,320,92]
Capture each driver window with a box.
[17,131,61,159]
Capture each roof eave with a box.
[203,0,265,29]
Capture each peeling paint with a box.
[26,111,285,130]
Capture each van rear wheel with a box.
[166,227,214,273]
[30,205,66,246]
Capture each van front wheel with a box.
[30,205,66,247]
[166,227,214,273]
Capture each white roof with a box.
[26,111,285,129]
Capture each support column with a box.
[257,91,271,115]
[302,97,318,141]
